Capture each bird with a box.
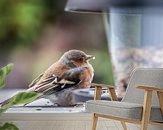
[1,50,95,107]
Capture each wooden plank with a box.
[157,91,163,115]
[141,90,153,130]
[96,113,141,124]
[149,121,163,126]
[96,112,163,128]
[108,88,118,101]
[94,86,102,100]
[90,83,114,89]
[121,121,127,130]
[137,86,163,92]
[92,113,98,130]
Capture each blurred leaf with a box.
[0,92,41,113]
[12,92,41,105]
[0,123,19,130]
[0,101,13,113]
[90,50,114,85]
[0,63,14,88]
[0,0,47,50]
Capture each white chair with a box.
[86,68,163,130]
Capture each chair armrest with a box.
[90,83,118,101]
[137,85,163,116]
[90,83,114,89]
[157,91,163,115]
[137,86,163,92]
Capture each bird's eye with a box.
[78,57,84,62]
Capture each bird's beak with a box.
[86,55,95,61]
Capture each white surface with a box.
[0,120,123,130]
[0,89,140,130]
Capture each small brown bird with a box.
[1,50,95,106]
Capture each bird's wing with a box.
[28,75,59,92]
[29,67,88,95]
[61,67,87,83]
[59,67,92,89]
[28,73,44,88]
[44,67,88,95]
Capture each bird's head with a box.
[60,50,95,67]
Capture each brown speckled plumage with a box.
[28,50,95,106]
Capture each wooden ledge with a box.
[137,86,163,92]
[90,83,115,89]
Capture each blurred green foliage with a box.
[0,123,19,130]
[0,64,41,113]
[0,64,42,113]
[0,63,14,88]
[12,92,41,105]
[90,50,114,85]
[0,0,42,49]
[0,64,41,129]
[0,92,41,113]
[0,0,62,51]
